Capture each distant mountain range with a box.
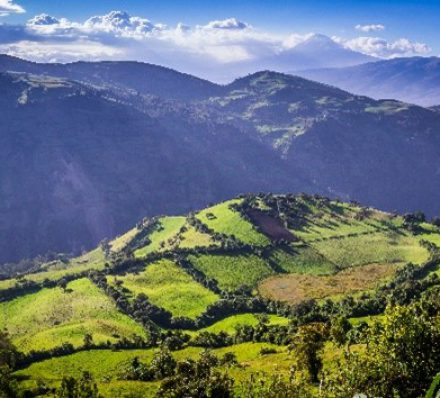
[2,54,440,263]
[280,34,375,71]
[298,57,440,106]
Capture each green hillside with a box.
[0,278,146,352]
[3,193,440,397]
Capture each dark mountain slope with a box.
[0,55,222,101]
[0,72,299,263]
[298,57,440,106]
[3,64,440,263]
[207,71,440,215]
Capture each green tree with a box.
[83,334,93,349]
[330,316,351,347]
[290,323,327,383]
[57,372,102,398]
[0,365,19,398]
[323,302,440,398]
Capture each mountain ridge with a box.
[2,57,440,263]
[297,56,440,106]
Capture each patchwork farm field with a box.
[258,262,401,304]
[110,259,219,319]
[4,193,440,398]
[196,313,290,334]
[16,342,294,397]
[268,245,336,275]
[189,253,274,291]
[310,231,429,268]
[0,278,146,352]
[196,199,269,246]
[134,216,186,257]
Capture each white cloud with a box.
[355,24,385,32]
[334,36,431,58]
[23,12,279,65]
[28,14,60,26]
[0,0,24,16]
[0,40,121,63]
[0,10,432,81]
[203,18,249,30]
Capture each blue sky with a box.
[6,0,440,43]
[0,0,438,81]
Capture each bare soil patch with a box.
[247,209,296,241]
[258,262,400,304]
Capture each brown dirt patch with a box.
[248,209,296,241]
[258,263,400,304]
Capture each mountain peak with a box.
[295,34,342,51]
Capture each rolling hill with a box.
[298,56,440,106]
[2,55,440,264]
[2,193,440,397]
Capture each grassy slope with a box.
[196,199,269,246]
[0,278,146,352]
[291,200,390,242]
[419,223,440,247]
[110,259,219,319]
[189,253,273,291]
[310,231,429,268]
[178,224,217,249]
[16,342,291,397]
[268,245,336,275]
[197,313,289,334]
[0,248,106,291]
[134,216,186,257]
[110,228,138,252]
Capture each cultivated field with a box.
[196,199,269,246]
[189,253,273,291]
[259,262,401,304]
[110,259,220,319]
[0,278,146,352]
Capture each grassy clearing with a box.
[418,223,440,247]
[110,259,219,319]
[0,278,146,352]
[268,245,336,275]
[177,224,217,249]
[110,228,139,252]
[189,253,273,292]
[196,199,269,246]
[311,231,429,269]
[134,216,186,257]
[16,342,291,397]
[259,262,400,304]
[196,313,289,335]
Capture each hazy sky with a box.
[0,0,438,80]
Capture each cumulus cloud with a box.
[355,24,385,32]
[28,14,60,26]
[0,0,24,16]
[203,17,249,30]
[22,12,278,65]
[334,36,431,58]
